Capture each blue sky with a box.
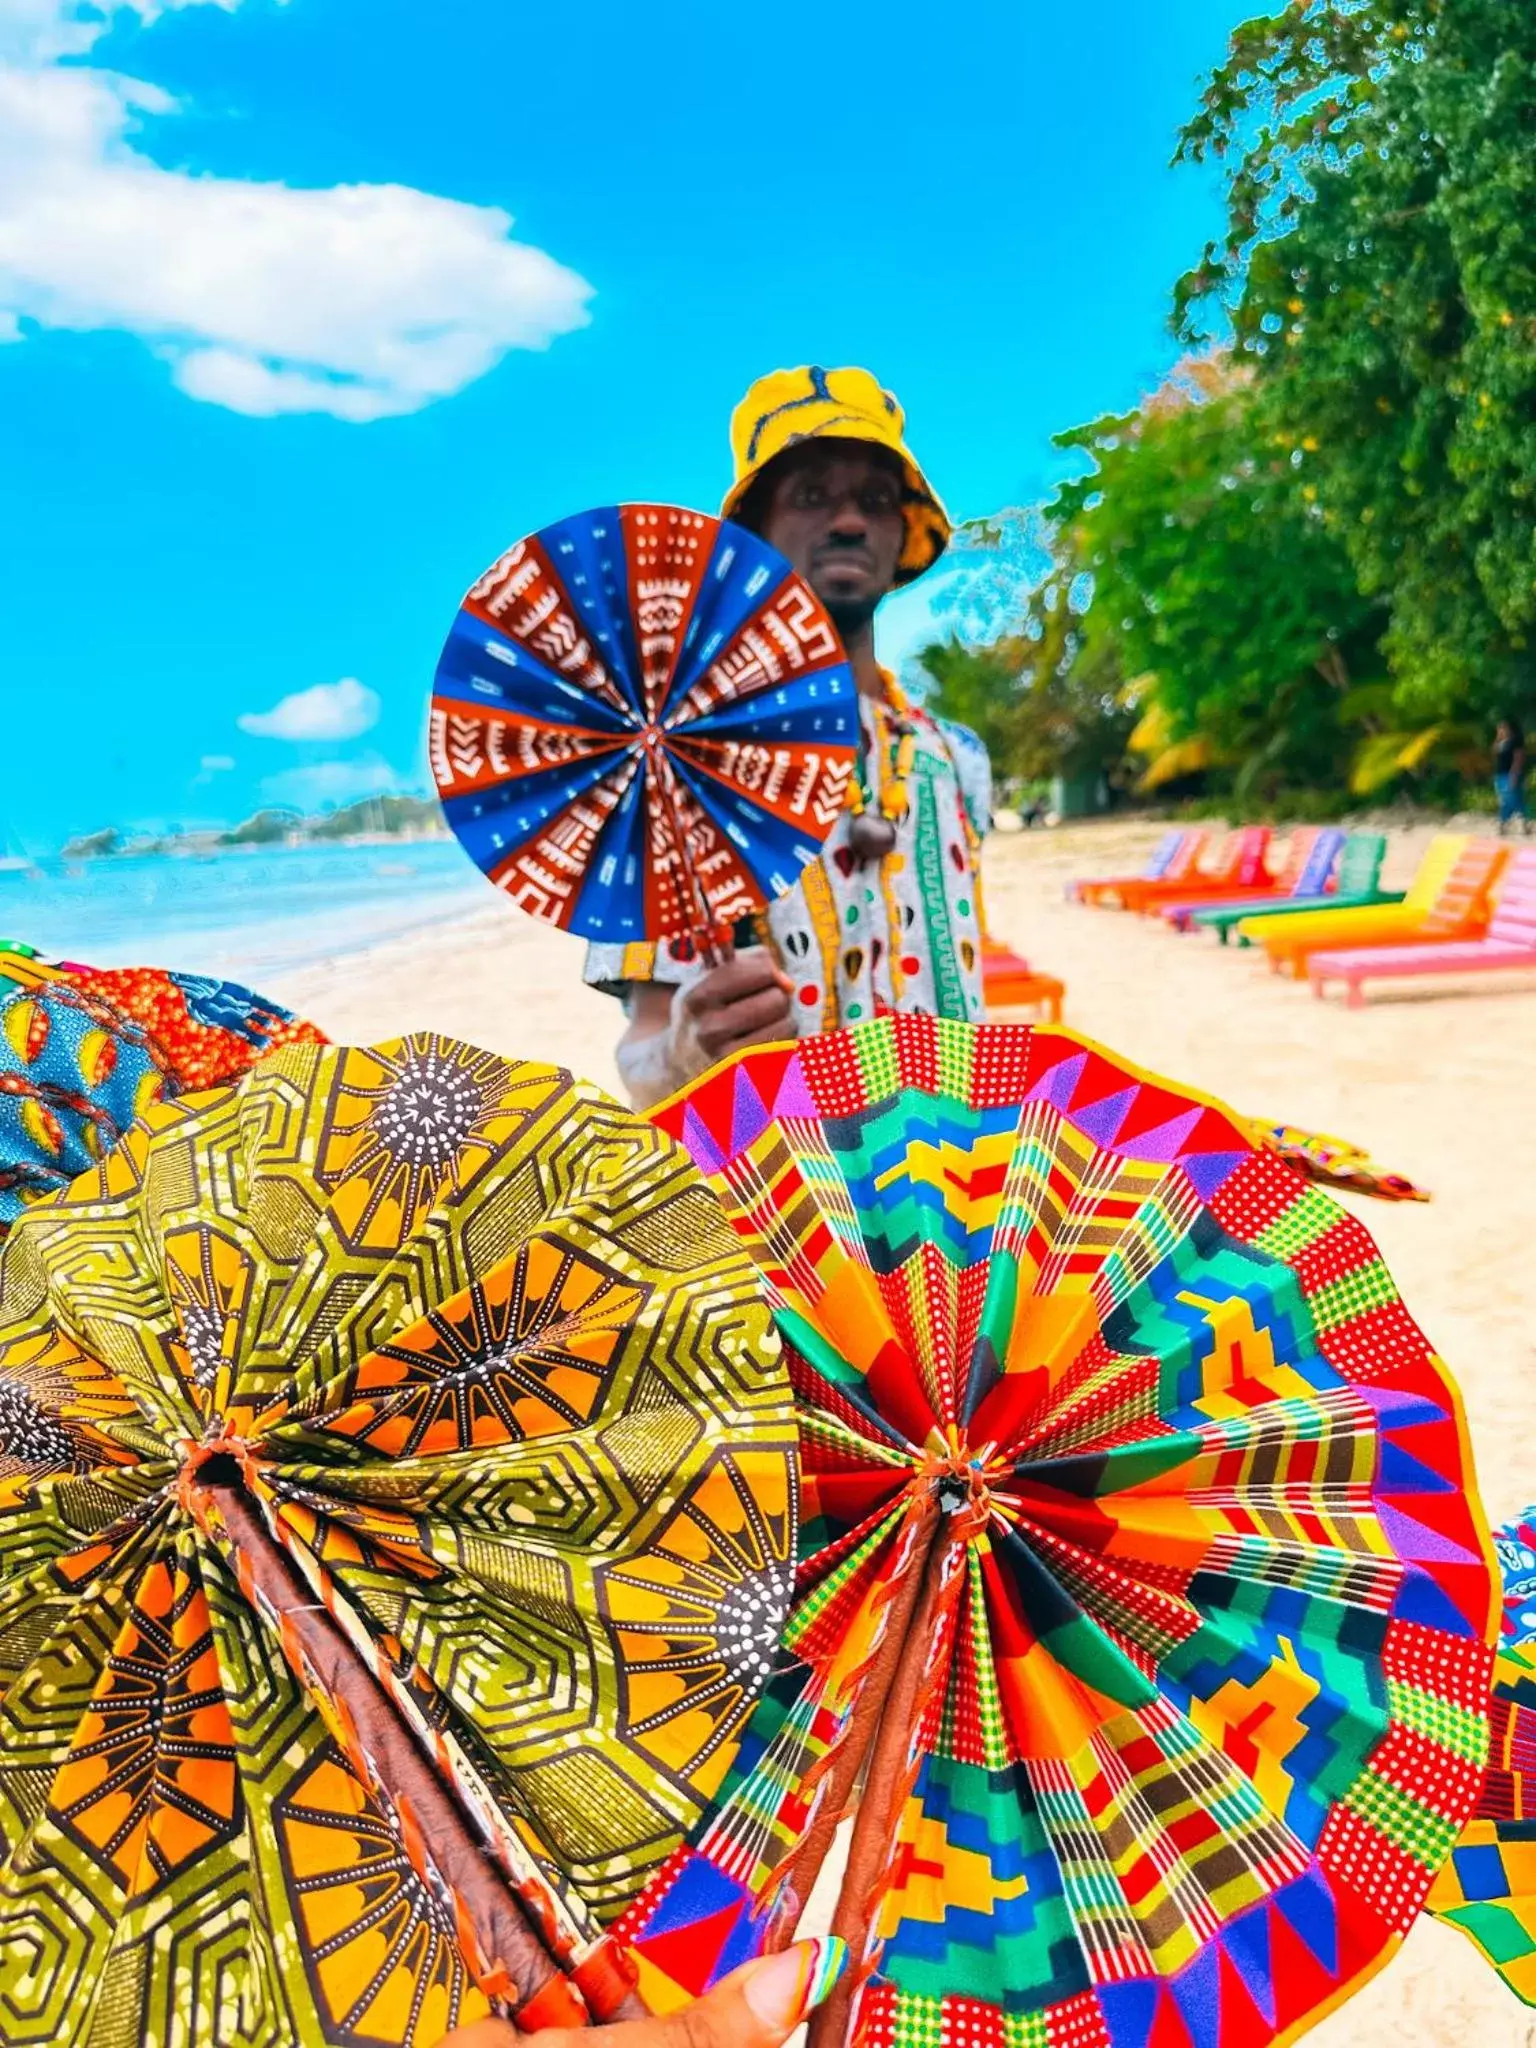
[1,0,1241,850]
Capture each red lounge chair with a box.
[1161,827,1344,931]
[1309,845,1536,1006]
[1115,826,1272,915]
[1072,829,1204,908]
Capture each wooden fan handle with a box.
[806,1521,960,2048]
[764,1496,938,1952]
[200,1477,644,2028]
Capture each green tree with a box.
[1050,358,1384,799]
[310,794,440,839]
[917,531,1136,792]
[1175,0,1536,723]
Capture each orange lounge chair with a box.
[1309,845,1536,1006]
[1073,829,1206,908]
[1253,836,1507,976]
[1115,826,1272,915]
[982,938,1064,1021]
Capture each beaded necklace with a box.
[845,674,919,864]
[844,674,985,870]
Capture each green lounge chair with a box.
[1193,832,1397,945]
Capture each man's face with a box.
[758,443,905,635]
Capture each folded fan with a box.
[0,1034,795,2044]
[626,1014,1495,2048]
[1428,1507,1536,2005]
[0,942,324,1236]
[430,505,857,960]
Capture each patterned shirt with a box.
[583,697,990,1032]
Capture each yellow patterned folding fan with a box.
[0,1034,794,2046]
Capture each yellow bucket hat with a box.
[723,365,951,586]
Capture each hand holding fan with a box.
[430,505,857,962]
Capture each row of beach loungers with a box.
[1068,824,1536,1007]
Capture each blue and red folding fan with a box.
[430,505,857,955]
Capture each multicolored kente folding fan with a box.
[430,504,857,955]
[624,1014,1495,2048]
[0,1035,794,2046]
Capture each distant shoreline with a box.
[54,793,447,865]
[4,835,486,982]
[44,831,450,865]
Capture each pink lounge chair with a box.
[1309,846,1536,1007]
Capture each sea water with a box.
[0,840,489,982]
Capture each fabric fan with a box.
[1245,1121,1430,1206]
[0,1033,795,2045]
[624,1014,1495,2048]
[430,504,857,957]
[1427,1506,1536,2005]
[0,942,325,1238]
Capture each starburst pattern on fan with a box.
[0,1034,796,2046]
[431,504,857,950]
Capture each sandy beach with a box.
[271,819,1536,2048]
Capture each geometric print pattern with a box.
[0,942,325,1238]
[1427,1508,1536,2006]
[431,503,856,949]
[0,1034,794,2045]
[631,1015,1496,2048]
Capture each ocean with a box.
[0,840,491,981]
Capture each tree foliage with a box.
[917,539,1135,791]
[1052,357,1384,797]
[919,1,1529,807]
[1175,0,1536,720]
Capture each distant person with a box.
[1493,716,1529,836]
[584,367,991,1109]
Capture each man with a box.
[1493,715,1530,836]
[585,367,991,1108]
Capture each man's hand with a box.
[436,1938,847,2048]
[674,953,796,1070]
[616,953,796,1110]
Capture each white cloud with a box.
[199,752,234,770]
[259,752,408,810]
[0,2,593,420]
[238,675,379,742]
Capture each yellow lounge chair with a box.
[1245,836,1506,976]
[1240,833,1463,968]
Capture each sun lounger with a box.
[1114,826,1272,914]
[1240,833,1476,972]
[1196,831,1392,944]
[1160,827,1342,931]
[1309,845,1536,1006]
[982,939,1064,1021]
[1071,828,1199,907]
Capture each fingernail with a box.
[744,1939,849,2031]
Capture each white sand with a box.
[269,820,1536,2048]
